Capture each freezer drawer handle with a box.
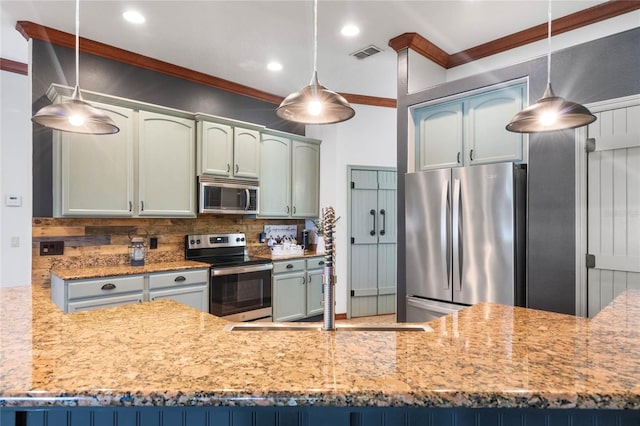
[379,209,386,236]
[369,209,376,236]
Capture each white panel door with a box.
[587,103,640,317]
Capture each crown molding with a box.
[16,21,397,109]
[0,58,28,75]
[389,0,640,68]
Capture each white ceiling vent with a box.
[350,45,383,60]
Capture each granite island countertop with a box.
[1,284,640,409]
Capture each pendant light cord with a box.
[75,0,80,87]
[546,0,552,86]
[313,0,318,75]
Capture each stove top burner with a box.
[184,233,272,268]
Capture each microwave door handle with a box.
[245,188,250,211]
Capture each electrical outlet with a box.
[149,237,158,249]
[40,241,64,256]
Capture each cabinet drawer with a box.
[68,275,144,300]
[306,257,326,270]
[148,269,209,290]
[67,293,143,312]
[273,259,305,274]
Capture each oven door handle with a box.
[212,263,273,276]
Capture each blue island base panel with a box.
[1,407,640,426]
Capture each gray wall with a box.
[397,28,640,318]
[31,40,304,216]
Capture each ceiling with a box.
[0,0,624,100]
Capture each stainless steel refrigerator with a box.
[405,162,526,322]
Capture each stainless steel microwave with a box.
[198,177,259,214]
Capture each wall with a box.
[0,70,32,287]
[396,27,640,319]
[306,103,397,315]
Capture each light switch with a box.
[5,195,22,207]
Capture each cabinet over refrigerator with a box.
[405,162,526,321]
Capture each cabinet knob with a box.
[293,206,296,214]
[235,164,239,174]
[469,149,474,161]
[227,163,231,173]
[101,283,116,290]
[140,201,144,212]
[457,152,461,164]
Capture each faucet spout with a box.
[321,206,336,331]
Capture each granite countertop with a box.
[1,284,640,409]
[50,260,211,280]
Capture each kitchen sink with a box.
[223,322,433,332]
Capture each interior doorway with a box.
[347,166,397,318]
[576,95,640,317]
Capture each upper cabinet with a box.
[259,132,320,218]
[196,116,262,180]
[413,83,526,171]
[137,111,196,217]
[51,89,196,218]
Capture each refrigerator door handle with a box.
[440,181,450,289]
[452,178,462,292]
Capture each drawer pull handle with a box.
[286,264,294,269]
[174,276,186,282]
[101,283,116,290]
[318,261,325,266]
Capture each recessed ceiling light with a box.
[267,62,283,72]
[341,24,360,37]
[123,10,145,24]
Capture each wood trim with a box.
[340,93,397,108]
[389,33,449,68]
[0,58,28,75]
[16,21,397,109]
[390,1,640,69]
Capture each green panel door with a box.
[306,268,324,317]
[233,127,260,179]
[198,121,233,176]
[291,140,320,217]
[273,273,306,321]
[377,171,397,315]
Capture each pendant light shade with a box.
[506,0,595,133]
[31,0,119,135]
[276,0,355,125]
[277,72,355,124]
[506,82,596,133]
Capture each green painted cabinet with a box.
[413,83,525,171]
[196,117,261,180]
[272,257,325,321]
[53,103,196,218]
[148,269,209,312]
[138,111,196,217]
[53,102,136,217]
[259,133,320,218]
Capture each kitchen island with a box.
[1,283,639,425]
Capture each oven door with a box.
[210,263,272,321]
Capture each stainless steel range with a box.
[185,233,273,321]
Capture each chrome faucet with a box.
[321,206,337,331]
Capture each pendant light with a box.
[276,0,355,125]
[506,0,595,133]
[31,0,119,135]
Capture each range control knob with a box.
[241,237,245,241]
[236,237,241,242]
[190,240,195,245]
[196,239,201,244]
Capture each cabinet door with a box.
[149,284,208,312]
[306,269,324,317]
[138,111,196,217]
[197,121,233,176]
[233,127,260,179]
[291,140,320,217]
[259,134,291,217]
[272,273,306,321]
[377,170,397,315]
[466,85,524,165]
[54,103,134,217]
[414,101,463,171]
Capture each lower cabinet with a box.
[51,268,209,313]
[273,257,325,322]
[148,269,209,312]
